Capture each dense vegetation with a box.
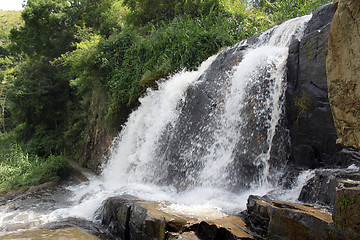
[0,0,331,193]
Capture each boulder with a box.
[298,166,360,208]
[100,195,255,240]
[286,3,338,169]
[244,195,345,240]
[44,217,114,239]
[333,179,360,239]
[326,0,360,150]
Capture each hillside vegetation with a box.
[0,11,22,43]
[0,0,331,193]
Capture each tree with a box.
[8,59,71,154]
[10,0,74,59]
[123,0,221,25]
[68,0,121,36]
[7,0,75,155]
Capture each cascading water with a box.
[104,16,309,191]
[55,14,311,218]
[0,14,314,235]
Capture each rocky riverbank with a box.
[99,168,360,240]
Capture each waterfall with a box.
[103,15,310,189]
[0,16,315,236]
[53,15,311,220]
[48,15,312,220]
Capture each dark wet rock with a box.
[303,3,335,35]
[298,170,339,208]
[244,195,345,240]
[0,182,58,206]
[334,147,360,167]
[100,195,255,240]
[1,182,73,213]
[153,30,290,191]
[68,160,97,183]
[189,215,255,240]
[298,168,360,208]
[150,44,251,191]
[0,182,67,211]
[44,217,115,240]
[286,3,338,169]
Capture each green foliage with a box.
[0,13,22,76]
[8,59,71,155]
[251,0,332,23]
[67,0,124,36]
[98,6,271,124]
[0,11,23,134]
[123,0,221,26]
[340,194,351,210]
[0,133,69,193]
[10,0,75,59]
[0,11,23,45]
[61,33,103,93]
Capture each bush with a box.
[99,7,270,125]
[0,133,69,193]
[256,0,332,23]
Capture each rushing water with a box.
[1,14,316,236]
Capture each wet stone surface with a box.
[0,182,73,213]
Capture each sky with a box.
[0,0,26,11]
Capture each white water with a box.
[50,15,311,219]
[1,15,316,233]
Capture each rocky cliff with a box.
[327,0,360,150]
[286,3,337,169]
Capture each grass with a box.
[263,0,333,23]
[0,10,23,44]
[0,133,70,194]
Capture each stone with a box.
[100,195,255,240]
[244,195,345,240]
[303,3,336,35]
[80,92,123,173]
[334,147,360,167]
[298,168,360,208]
[190,216,255,240]
[286,3,338,169]
[168,231,200,240]
[44,217,114,239]
[100,195,139,239]
[298,170,339,208]
[333,182,360,239]
[149,28,290,191]
[0,227,101,240]
[326,0,360,150]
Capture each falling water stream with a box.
[1,14,316,237]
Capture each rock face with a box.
[332,176,360,239]
[100,195,255,240]
[141,28,290,191]
[80,92,120,173]
[244,195,345,240]
[326,0,360,150]
[286,3,338,169]
[298,167,360,208]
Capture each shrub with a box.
[0,133,69,193]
